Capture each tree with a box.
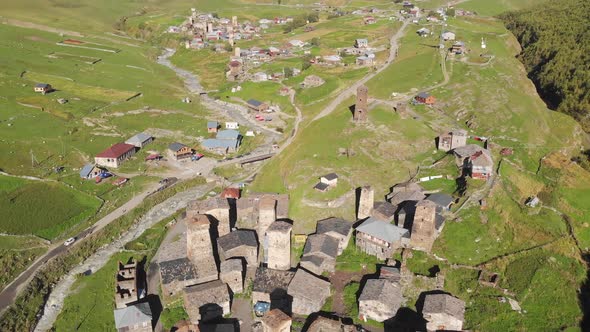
[446,8,456,17]
[307,12,319,23]
[302,54,313,71]
[224,43,233,52]
[284,67,294,78]
[310,37,320,47]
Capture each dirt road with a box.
[312,18,410,122]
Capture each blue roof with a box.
[247,99,263,107]
[216,129,241,140]
[207,121,218,128]
[79,164,95,178]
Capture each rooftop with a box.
[169,142,188,152]
[261,309,291,328]
[303,234,339,258]
[253,267,294,294]
[159,257,196,285]
[217,230,258,251]
[422,293,465,321]
[321,173,339,181]
[216,129,241,140]
[96,143,135,159]
[359,279,403,310]
[247,99,263,107]
[113,302,152,329]
[207,121,219,128]
[184,280,230,308]
[426,193,454,208]
[288,269,330,301]
[125,132,152,144]
[316,217,352,237]
[267,221,293,233]
[356,217,409,243]
[373,201,397,219]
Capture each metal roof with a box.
[113,302,152,329]
[356,217,409,243]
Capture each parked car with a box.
[191,153,204,161]
[64,237,76,246]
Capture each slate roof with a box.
[356,217,409,243]
[288,269,330,301]
[388,190,426,207]
[184,280,230,308]
[314,182,330,191]
[422,293,465,321]
[262,309,291,328]
[169,142,188,152]
[252,267,294,294]
[316,217,352,237]
[417,92,431,99]
[125,132,152,145]
[35,83,50,88]
[373,201,397,219]
[217,230,257,252]
[113,302,152,329]
[453,144,489,158]
[159,257,196,284]
[303,234,339,258]
[359,279,403,310]
[208,121,219,128]
[380,266,401,282]
[96,143,135,158]
[267,221,292,233]
[322,173,339,181]
[79,164,96,178]
[426,193,454,208]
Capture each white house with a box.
[226,122,239,129]
[289,40,305,48]
[320,173,339,186]
[442,31,456,41]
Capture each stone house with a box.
[320,173,338,186]
[426,193,454,211]
[359,279,403,322]
[301,75,325,88]
[252,267,295,312]
[453,144,493,180]
[386,182,426,207]
[115,258,138,309]
[300,234,339,276]
[95,143,136,168]
[288,269,331,315]
[437,129,467,151]
[186,215,219,282]
[265,221,292,270]
[315,217,352,255]
[307,316,357,332]
[236,193,289,229]
[442,31,456,41]
[409,200,438,252]
[187,197,231,237]
[421,293,465,332]
[125,132,154,149]
[261,309,291,332]
[258,196,277,239]
[113,302,152,332]
[184,280,231,323]
[217,230,258,266]
[355,217,409,260]
[372,201,397,222]
[220,258,244,294]
[159,257,200,297]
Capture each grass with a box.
[335,237,381,273]
[405,250,444,277]
[0,175,101,240]
[343,282,360,318]
[160,300,189,331]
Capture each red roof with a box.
[221,188,241,199]
[96,143,135,158]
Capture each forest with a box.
[501,0,590,131]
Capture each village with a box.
[107,78,513,332]
[2,0,580,331]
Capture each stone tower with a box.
[409,200,437,252]
[186,197,231,237]
[186,214,215,267]
[258,197,276,239]
[354,85,368,122]
[265,221,292,270]
[232,16,238,27]
[357,186,374,220]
